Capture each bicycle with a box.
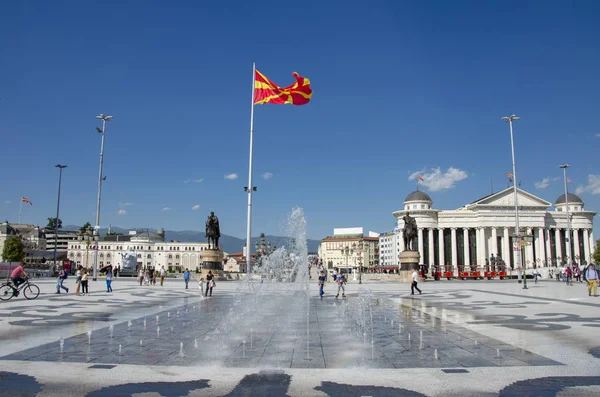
[0,279,40,301]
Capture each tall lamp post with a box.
[340,244,354,279]
[93,114,113,281]
[357,238,369,284]
[502,114,522,282]
[559,164,572,267]
[53,164,67,269]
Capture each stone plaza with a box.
[0,276,599,396]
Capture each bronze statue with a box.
[402,213,418,251]
[205,211,221,250]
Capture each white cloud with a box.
[116,209,127,215]
[535,176,560,189]
[262,172,274,180]
[595,133,600,137]
[408,167,468,192]
[575,174,600,195]
[224,173,238,180]
[4,200,10,204]
[184,178,204,184]
[161,207,171,212]
[192,204,200,210]
[119,202,133,207]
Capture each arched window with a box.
[77,253,81,258]
[137,254,142,259]
[99,253,104,258]
[168,254,173,259]
[176,255,180,259]
[147,254,151,259]
[107,253,111,258]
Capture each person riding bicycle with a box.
[10,261,29,296]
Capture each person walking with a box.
[81,269,89,295]
[411,267,422,295]
[105,266,113,293]
[205,270,214,297]
[318,271,326,299]
[159,266,166,286]
[183,269,191,289]
[56,267,69,294]
[585,264,598,297]
[138,268,144,286]
[335,273,346,298]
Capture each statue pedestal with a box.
[201,249,224,280]
[398,250,421,282]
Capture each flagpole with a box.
[245,62,256,276]
[18,199,22,225]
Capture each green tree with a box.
[593,239,600,265]
[79,222,92,234]
[46,217,62,231]
[2,236,25,263]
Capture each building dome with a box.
[554,193,583,205]
[404,190,432,203]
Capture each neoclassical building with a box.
[382,187,595,272]
[67,230,210,272]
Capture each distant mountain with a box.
[61,225,320,254]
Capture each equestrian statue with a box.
[402,213,418,251]
[205,211,221,250]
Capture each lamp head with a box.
[559,164,570,169]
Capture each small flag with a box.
[417,175,424,182]
[21,197,32,206]
[254,70,312,106]
[507,172,514,178]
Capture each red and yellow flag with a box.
[21,196,32,206]
[254,70,312,106]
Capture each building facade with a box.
[0,222,46,261]
[67,230,210,272]
[319,228,379,275]
[390,187,595,273]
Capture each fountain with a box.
[109,325,114,338]
[157,326,160,338]
[144,318,147,328]
[242,340,246,358]
[128,321,132,332]
[87,330,92,345]
[118,344,122,355]
[156,315,159,323]
[434,349,439,360]
[140,340,143,346]
[194,339,198,349]
[179,342,184,358]
[59,338,64,354]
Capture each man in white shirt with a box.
[411,268,422,295]
[160,266,166,287]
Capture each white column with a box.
[537,228,545,267]
[490,228,498,257]
[399,231,405,252]
[526,228,535,268]
[502,227,512,267]
[463,228,470,267]
[428,228,435,267]
[451,228,458,273]
[583,229,591,264]
[438,228,445,268]
[418,228,424,260]
[590,230,595,262]
[555,229,563,264]
[478,227,487,265]
[545,228,552,265]
[573,229,581,265]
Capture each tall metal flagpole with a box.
[18,199,22,225]
[246,62,256,275]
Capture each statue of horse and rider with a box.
[402,213,418,251]
[205,211,221,250]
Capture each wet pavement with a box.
[0,278,599,396]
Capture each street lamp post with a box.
[93,114,113,281]
[340,245,354,280]
[559,164,572,268]
[53,164,67,270]
[514,233,533,289]
[357,238,369,284]
[502,114,522,282]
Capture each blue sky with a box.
[1,1,599,241]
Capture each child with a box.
[198,277,205,297]
[81,269,89,295]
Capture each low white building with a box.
[68,230,210,273]
[378,227,402,268]
[319,228,379,275]
[0,222,46,261]
[389,187,595,272]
